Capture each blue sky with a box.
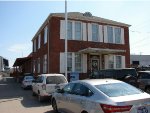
[0,0,150,67]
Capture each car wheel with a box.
[146,87,150,94]
[32,91,36,96]
[52,99,58,113]
[38,94,44,102]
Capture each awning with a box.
[13,57,32,67]
[78,47,126,54]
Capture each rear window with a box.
[24,76,34,80]
[46,76,67,84]
[95,83,143,97]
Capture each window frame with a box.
[75,21,82,40]
[92,23,99,42]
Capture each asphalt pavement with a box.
[0,76,54,113]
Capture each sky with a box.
[0,0,150,67]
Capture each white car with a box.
[32,74,68,102]
[21,75,34,89]
[51,79,150,113]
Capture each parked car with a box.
[137,71,150,93]
[21,75,34,89]
[89,68,138,87]
[32,74,68,102]
[51,79,150,113]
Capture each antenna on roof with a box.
[83,12,92,17]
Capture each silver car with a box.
[51,79,150,113]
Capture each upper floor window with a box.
[92,24,99,42]
[75,22,82,40]
[38,34,41,49]
[44,26,48,44]
[67,21,72,39]
[107,26,113,43]
[115,27,121,44]
[33,39,36,52]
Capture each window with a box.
[38,34,41,49]
[108,56,114,69]
[67,53,72,71]
[37,58,40,73]
[92,24,99,41]
[43,54,47,73]
[63,83,75,94]
[33,39,36,52]
[75,53,82,72]
[107,26,113,43]
[72,83,93,96]
[95,83,142,97]
[115,27,121,44]
[75,22,82,40]
[46,76,67,84]
[116,56,122,68]
[67,21,72,39]
[44,26,48,44]
[33,60,35,73]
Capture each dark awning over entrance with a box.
[13,57,32,67]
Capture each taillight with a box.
[42,84,46,90]
[100,104,132,113]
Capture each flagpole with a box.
[65,0,68,80]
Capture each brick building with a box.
[15,12,130,80]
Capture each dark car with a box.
[89,68,138,87]
[137,71,150,93]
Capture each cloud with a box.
[8,43,31,53]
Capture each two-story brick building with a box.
[30,12,131,80]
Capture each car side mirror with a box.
[57,89,64,93]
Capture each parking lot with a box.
[0,76,54,113]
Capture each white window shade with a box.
[104,26,108,43]
[121,28,125,44]
[60,53,65,73]
[88,23,92,41]
[122,56,125,68]
[99,25,103,42]
[82,23,87,41]
[60,20,65,39]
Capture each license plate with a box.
[130,106,150,113]
[137,106,148,113]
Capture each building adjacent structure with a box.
[130,55,150,67]
[0,56,9,72]
[30,12,131,80]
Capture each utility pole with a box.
[65,0,68,80]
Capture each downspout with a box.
[48,20,50,73]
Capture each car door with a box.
[138,72,148,90]
[56,83,75,113]
[33,76,43,94]
[69,83,94,113]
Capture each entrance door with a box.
[91,59,99,71]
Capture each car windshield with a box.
[95,82,143,97]
[46,76,67,84]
